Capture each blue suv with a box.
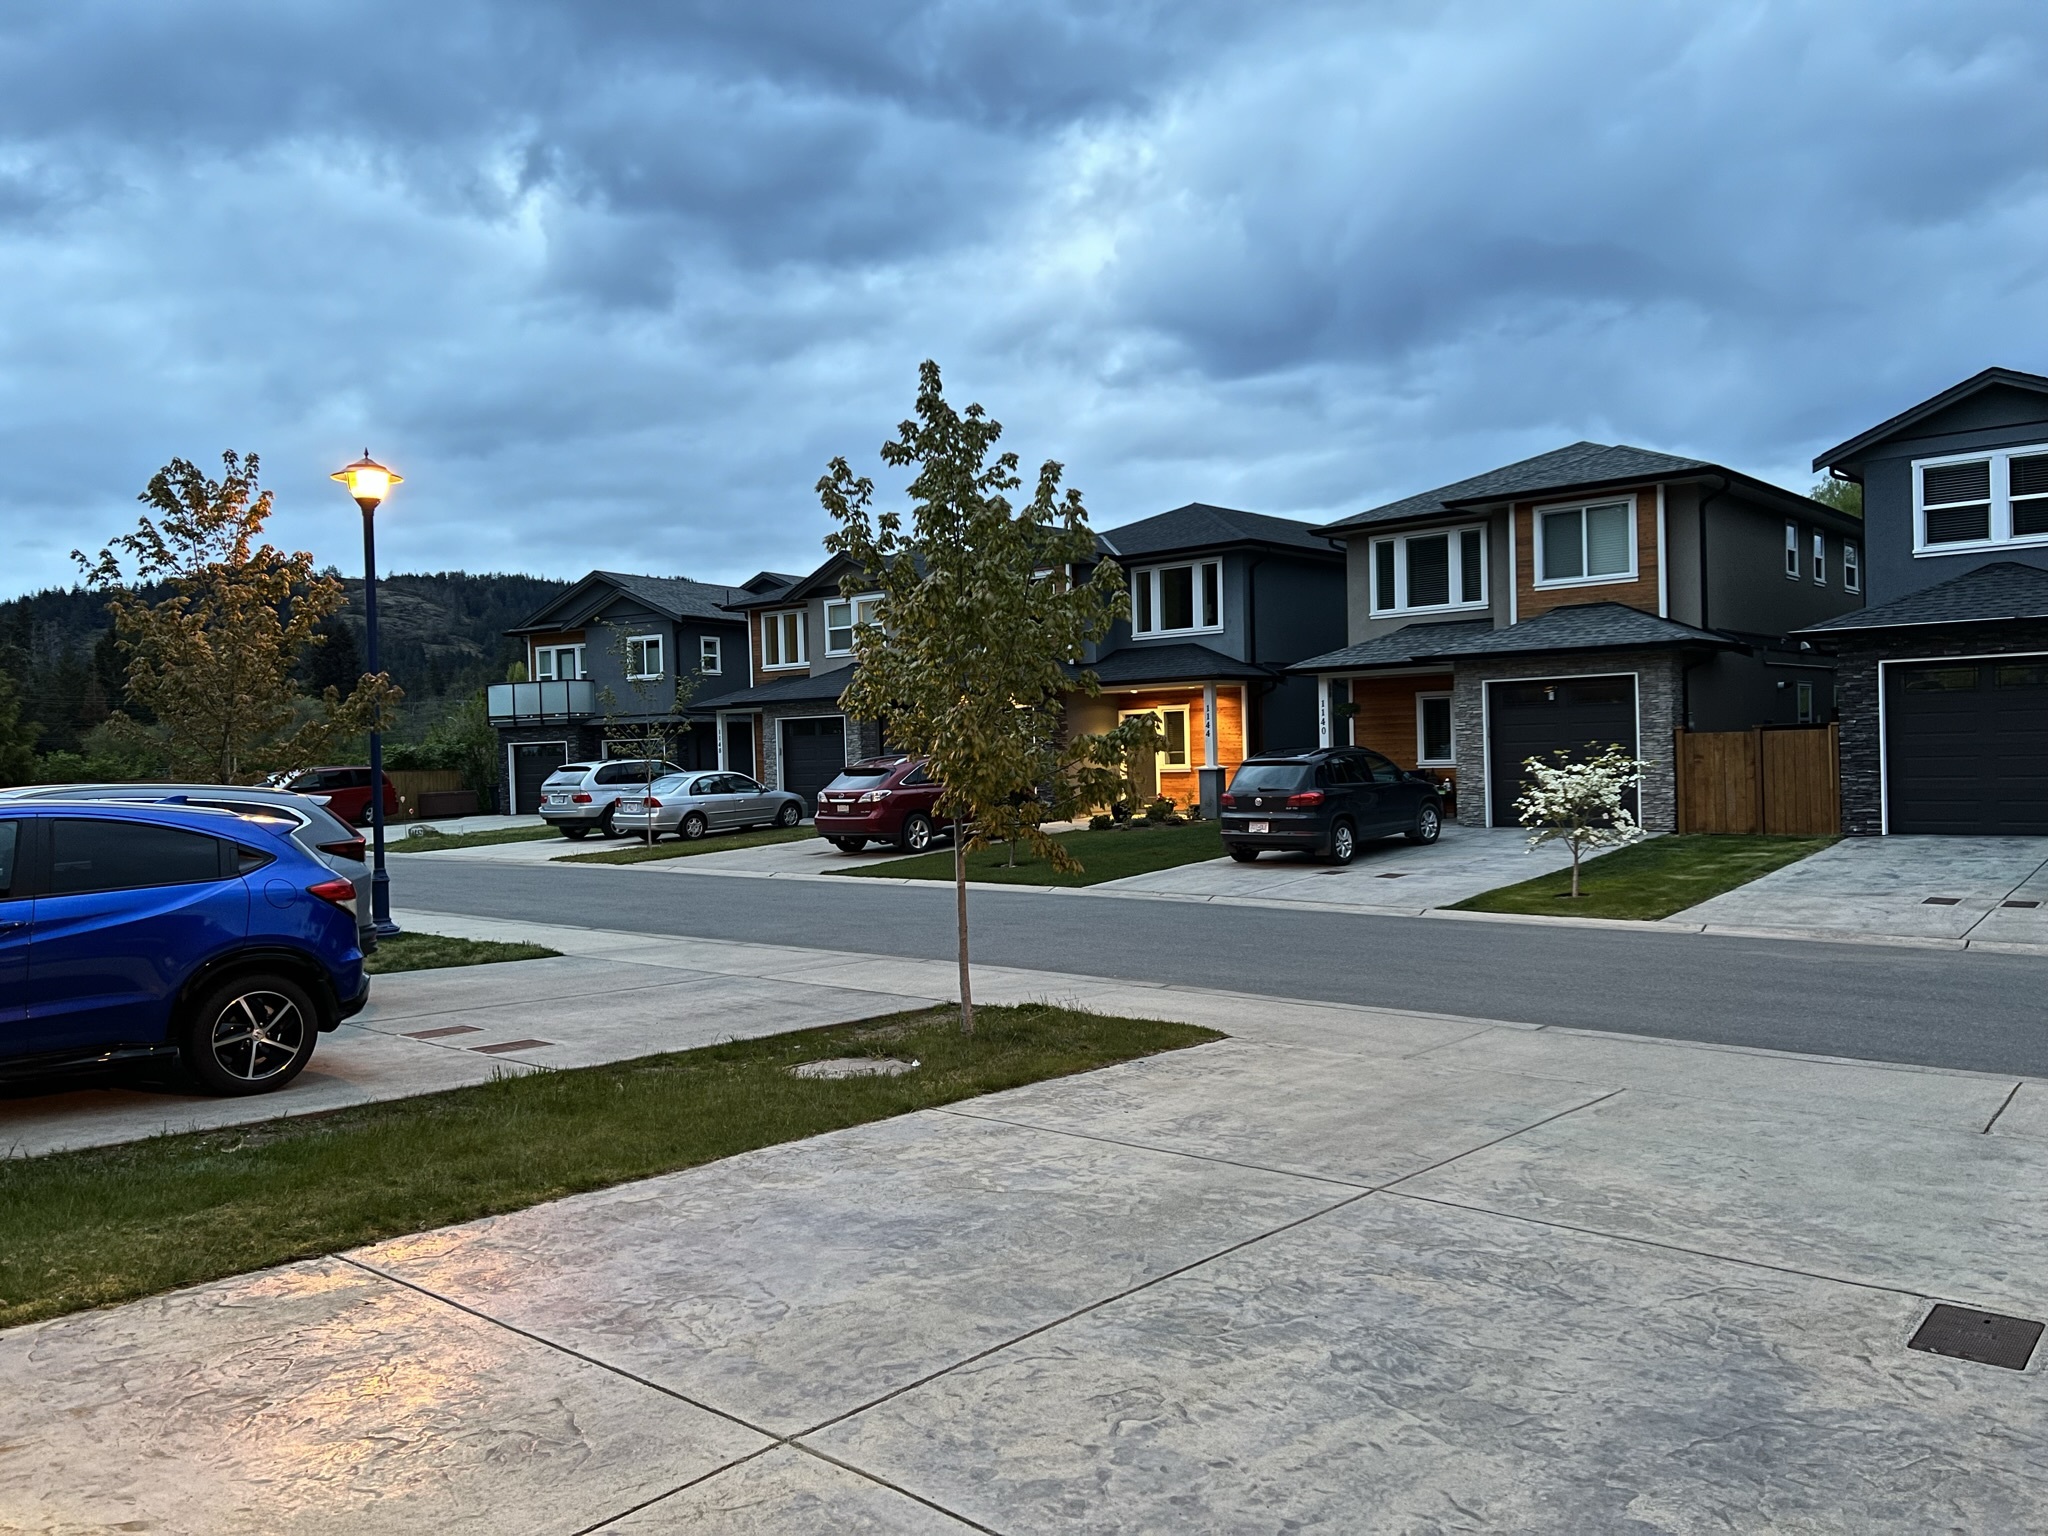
[0,800,368,1094]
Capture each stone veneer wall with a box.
[1450,650,1686,831]
[1830,621,2048,836]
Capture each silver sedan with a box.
[610,771,806,841]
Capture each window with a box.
[825,594,882,656]
[1812,531,1826,585]
[1537,500,1634,585]
[1796,681,1815,724]
[761,610,806,669]
[1369,526,1486,614]
[533,643,584,681]
[625,634,664,680]
[1131,562,1221,635]
[0,820,17,898]
[1358,750,1404,785]
[48,819,225,895]
[699,636,722,675]
[1844,543,1861,593]
[1119,706,1190,769]
[1417,693,1454,766]
[1914,444,2048,551]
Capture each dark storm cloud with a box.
[1,2,2045,594]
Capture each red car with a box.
[278,766,401,827]
[814,755,951,853]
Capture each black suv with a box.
[1220,747,1444,864]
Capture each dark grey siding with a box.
[1681,648,1837,733]
[1702,493,1861,636]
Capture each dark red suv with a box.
[814,756,951,853]
[276,767,400,828]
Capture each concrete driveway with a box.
[5,945,2045,1531]
[1672,835,2048,951]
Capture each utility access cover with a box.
[1908,1304,2044,1371]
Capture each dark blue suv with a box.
[0,801,368,1095]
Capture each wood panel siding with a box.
[1345,675,1456,779]
[1514,488,1662,622]
[1078,685,1246,811]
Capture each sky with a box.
[2,1,2045,598]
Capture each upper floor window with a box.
[699,635,722,674]
[825,594,882,656]
[1915,444,2048,552]
[1132,560,1221,636]
[1812,531,1826,585]
[1371,526,1486,614]
[1844,543,1861,593]
[1536,499,1635,586]
[625,634,665,680]
[761,610,805,669]
[1785,522,1801,579]
[532,643,585,681]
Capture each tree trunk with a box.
[1569,839,1582,898]
[954,819,974,1034]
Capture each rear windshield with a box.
[824,768,892,791]
[1228,763,1313,794]
[648,774,688,793]
[545,765,596,784]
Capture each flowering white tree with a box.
[1514,745,1647,898]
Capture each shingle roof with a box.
[1296,605,1727,669]
[1074,642,1275,686]
[1797,561,2048,635]
[1813,367,2048,472]
[685,668,855,711]
[1099,503,1336,558]
[1292,620,1494,672]
[593,571,754,622]
[1315,443,1713,535]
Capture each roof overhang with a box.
[1812,366,2048,472]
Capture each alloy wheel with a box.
[208,991,308,1084]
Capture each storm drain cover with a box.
[474,1038,552,1054]
[1908,1304,2044,1371]
[2005,900,2040,909]
[1923,896,1961,906]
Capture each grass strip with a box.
[1448,834,1838,921]
[830,820,1226,887]
[556,825,817,864]
[364,932,559,975]
[0,1004,1218,1328]
[389,824,561,852]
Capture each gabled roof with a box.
[507,570,751,633]
[1075,641,1275,687]
[1098,503,1336,559]
[1315,441,1841,536]
[1813,367,2048,472]
[720,551,870,611]
[1292,619,1493,672]
[686,667,854,711]
[1295,604,1728,670]
[1797,561,2048,635]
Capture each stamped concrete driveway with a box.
[5,969,2046,1531]
[1672,835,2048,950]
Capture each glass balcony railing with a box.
[486,679,598,722]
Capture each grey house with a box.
[1296,443,1863,830]
[1801,366,2048,835]
[487,570,793,813]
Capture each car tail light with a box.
[318,836,367,862]
[1285,790,1326,809]
[643,797,662,808]
[308,877,359,914]
[571,792,593,803]
[856,790,890,804]
[1219,793,1237,809]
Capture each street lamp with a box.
[332,451,403,937]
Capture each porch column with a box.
[1317,675,1332,748]
[1202,683,1218,767]
[714,712,728,770]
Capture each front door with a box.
[1119,707,1191,803]
[723,717,756,778]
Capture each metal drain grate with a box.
[406,1024,483,1039]
[1908,1304,2044,1371]
[1923,896,1961,906]
[474,1038,553,1054]
[2004,900,2040,909]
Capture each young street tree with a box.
[76,452,398,783]
[596,628,696,845]
[1513,745,1647,898]
[822,361,1126,1033]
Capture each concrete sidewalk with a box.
[3,916,2046,1531]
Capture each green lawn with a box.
[389,824,560,852]
[1449,834,1837,921]
[830,820,1226,887]
[556,824,816,864]
[364,932,559,975]
[0,1004,1220,1328]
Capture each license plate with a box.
[546,794,568,805]
[1248,820,1269,834]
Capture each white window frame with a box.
[1784,521,1800,578]
[531,643,585,681]
[1912,442,2048,555]
[699,635,722,675]
[824,593,883,657]
[1415,691,1455,767]
[1844,542,1861,593]
[1118,705,1193,775]
[1368,524,1489,616]
[761,609,806,670]
[1533,497,1638,589]
[625,633,664,681]
[1130,560,1223,637]
[1811,531,1826,586]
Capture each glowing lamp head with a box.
[332,451,401,508]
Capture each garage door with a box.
[1885,658,2048,835]
[1486,675,1638,827]
[779,716,846,813]
[511,741,568,815]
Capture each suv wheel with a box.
[1407,802,1442,845]
[181,972,319,1096]
[899,812,935,853]
[679,811,708,841]
[776,802,802,828]
[1327,819,1357,865]
[830,836,868,852]
[1228,846,1260,863]
[597,807,619,838]
[560,824,591,840]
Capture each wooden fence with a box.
[387,769,466,819]
[1673,724,1839,836]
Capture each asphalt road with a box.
[396,859,2048,1080]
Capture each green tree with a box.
[75,451,399,783]
[0,664,40,786]
[822,361,1126,1033]
[1810,477,1863,517]
[596,629,696,845]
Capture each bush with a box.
[1143,796,1175,823]
[1088,813,1115,831]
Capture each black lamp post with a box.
[332,451,403,937]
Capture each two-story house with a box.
[1295,443,1864,830]
[487,570,793,812]
[1800,367,2048,835]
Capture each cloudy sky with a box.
[2,2,2044,597]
